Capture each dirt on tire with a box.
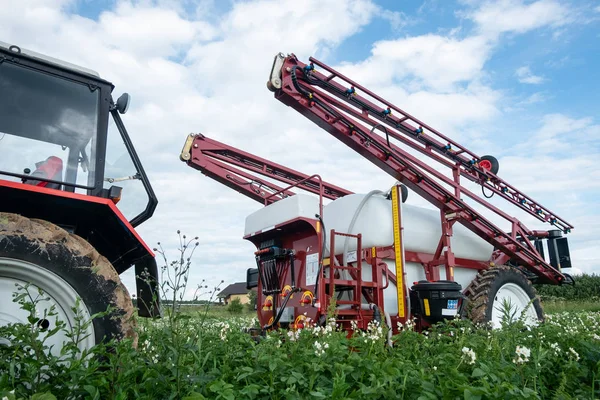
[0,212,137,347]
[464,264,544,326]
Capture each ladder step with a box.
[323,279,377,287]
[336,309,361,315]
[333,265,360,271]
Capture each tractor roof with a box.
[0,41,104,82]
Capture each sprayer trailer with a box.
[240,52,575,335]
[0,42,160,356]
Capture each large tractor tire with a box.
[0,212,136,357]
[464,265,544,329]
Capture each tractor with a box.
[0,41,160,356]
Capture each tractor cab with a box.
[0,42,161,326]
[0,41,156,226]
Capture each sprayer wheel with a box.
[0,212,136,357]
[464,265,543,329]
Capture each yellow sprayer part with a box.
[392,185,405,318]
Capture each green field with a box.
[1,292,599,400]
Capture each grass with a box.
[543,299,600,314]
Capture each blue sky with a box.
[1,0,599,298]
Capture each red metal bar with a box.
[275,54,573,233]
[264,174,325,220]
[329,229,336,299]
[182,133,352,205]
[269,54,568,284]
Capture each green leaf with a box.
[83,385,100,400]
[471,368,485,378]
[182,392,207,400]
[309,391,327,398]
[31,393,57,400]
[463,389,482,400]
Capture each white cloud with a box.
[339,34,492,91]
[466,0,572,38]
[1,0,597,302]
[377,9,409,31]
[515,66,545,84]
[97,2,210,58]
[519,92,549,105]
[0,0,384,297]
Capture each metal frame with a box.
[109,109,158,227]
[180,133,351,204]
[180,132,492,331]
[267,53,573,285]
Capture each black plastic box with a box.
[409,280,464,322]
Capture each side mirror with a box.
[246,268,259,290]
[116,93,131,114]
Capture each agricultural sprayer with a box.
[183,52,575,337]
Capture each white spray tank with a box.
[321,189,494,316]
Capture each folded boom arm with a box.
[180,133,352,205]
[267,53,573,284]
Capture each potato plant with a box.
[1,232,598,399]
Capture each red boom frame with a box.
[267,53,573,285]
[180,133,351,205]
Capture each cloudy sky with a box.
[2,0,599,300]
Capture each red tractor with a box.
[0,42,160,355]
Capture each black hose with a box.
[295,66,538,260]
[262,287,300,330]
[482,185,494,199]
[294,70,504,235]
[371,304,382,325]
[299,70,483,172]
[370,124,390,147]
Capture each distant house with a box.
[217,282,254,305]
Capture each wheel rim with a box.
[0,257,96,356]
[479,159,492,170]
[490,282,539,329]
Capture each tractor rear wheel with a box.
[0,212,136,357]
[465,265,543,329]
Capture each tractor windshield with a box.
[103,115,151,222]
[0,60,100,189]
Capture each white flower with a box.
[287,330,300,342]
[513,345,530,364]
[314,341,325,356]
[568,347,580,361]
[461,347,476,365]
[218,322,230,341]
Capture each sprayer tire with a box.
[0,212,136,352]
[464,264,543,329]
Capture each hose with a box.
[360,303,393,347]
[384,310,393,347]
[342,190,385,266]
